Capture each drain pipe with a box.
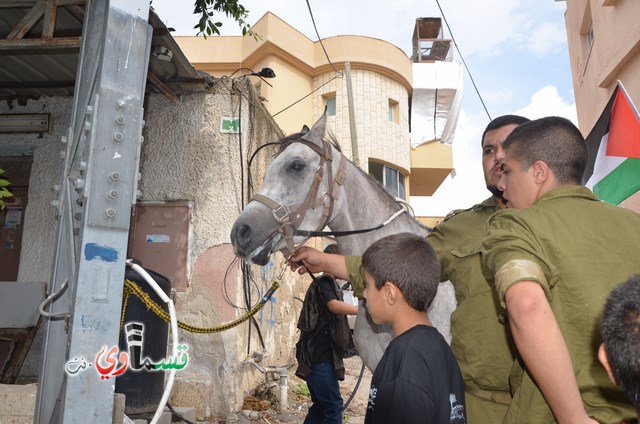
[278,367,288,412]
[243,358,266,374]
[242,359,289,412]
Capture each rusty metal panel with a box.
[128,201,191,291]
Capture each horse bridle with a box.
[250,136,347,256]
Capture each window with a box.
[388,99,399,124]
[587,21,594,50]
[324,94,336,116]
[368,161,406,200]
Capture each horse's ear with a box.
[306,110,327,144]
[300,125,310,135]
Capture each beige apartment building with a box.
[176,13,461,225]
[563,0,640,132]
[562,0,640,211]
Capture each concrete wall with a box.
[0,79,306,419]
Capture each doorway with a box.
[0,156,32,281]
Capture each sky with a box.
[151,0,578,216]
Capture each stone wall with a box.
[140,78,306,418]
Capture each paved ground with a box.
[202,356,372,423]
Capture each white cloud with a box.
[526,22,567,56]
[441,0,528,58]
[514,85,577,123]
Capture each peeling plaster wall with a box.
[141,79,306,418]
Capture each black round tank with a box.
[115,265,171,415]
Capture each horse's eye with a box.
[288,160,306,173]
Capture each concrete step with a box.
[0,384,195,424]
[0,383,37,423]
[125,406,196,424]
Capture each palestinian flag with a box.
[583,82,640,208]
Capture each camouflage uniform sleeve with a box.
[482,210,552,308]
[344,255,365,298]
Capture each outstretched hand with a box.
[288,246,325,275]
[288,246,350,281]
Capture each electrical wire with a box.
[433,86,438,141]
[166,403,195,424]
[305,0,343,77]
[222,256,246,310]
[434,0,492,121]
[230,67,256,77]
[235,78,267,352]
[272,75,341,118]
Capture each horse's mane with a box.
[275,130,341,153]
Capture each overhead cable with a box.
[305,0,343,77]
[434,0,492,121]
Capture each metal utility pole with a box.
[344,62,360,167]
[35,0,152,422]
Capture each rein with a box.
[294,203,409,237]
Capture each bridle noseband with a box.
[250,136,346,256]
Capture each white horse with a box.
[230,113,456,371]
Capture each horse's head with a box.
[231,113,345,265]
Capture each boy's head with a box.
[361,233,440,324]
[323,243,340,254]
[497,116,588,209]
[598,275,640,411]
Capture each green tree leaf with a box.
[191,0,260,40]
[0,167,13,210]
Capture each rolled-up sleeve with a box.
[345,255,365,298]
[482,211,551,309]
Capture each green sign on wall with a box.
[220,117,240,134]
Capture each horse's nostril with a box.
[237,224,252,243]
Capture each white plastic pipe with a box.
[278,367,288,412]
[126,260,179,424]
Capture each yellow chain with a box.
[121,279,280,334]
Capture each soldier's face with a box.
[482,124,519,193]
[497,153,538,209]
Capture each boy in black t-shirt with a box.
[295,244,358,424]
[362,233,466,424]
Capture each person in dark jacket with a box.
[295,244,358,424]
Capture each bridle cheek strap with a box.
[249,139,345,256]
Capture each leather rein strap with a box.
[250,137,346,256]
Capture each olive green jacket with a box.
[483,186,639,423]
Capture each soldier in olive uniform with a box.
[482,116,640,423]
[291,115,530,423]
